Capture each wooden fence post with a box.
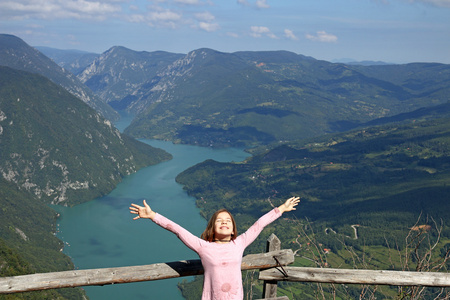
[262,233,281,299]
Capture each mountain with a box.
[352,62,450,95]
[118,48,450,147]
[70,46,450,148]
[0,34,118,121]
[0,66,172,299]
[35,46,99,75]
[346,60,392,66]
[77,46,184,110]
[349,101,450,129]
[0,66,171,206]
[332,58,393,66]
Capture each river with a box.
[54,116,250,299]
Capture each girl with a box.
[129,196,300,300]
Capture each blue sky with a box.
[1,0,449,63]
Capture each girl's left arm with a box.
[278,196,300,213]
[239,197,300,247]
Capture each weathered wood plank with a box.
[262,233,281,299]
[259,267,450,287]
[242,249,294,270]
[0,249,293,294]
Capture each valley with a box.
[1,33,450,299]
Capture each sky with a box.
[1,0,450,64]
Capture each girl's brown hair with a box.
[201,209,238,242]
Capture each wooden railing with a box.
[0,248,293,294]
[1,234,450,299]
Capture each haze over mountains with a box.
[35,46,99,75]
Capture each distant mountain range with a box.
[5,35,448,149]
[35,46,99,75]
[72,46,449,148]
[331,58,393,65]
[78,46,184,110]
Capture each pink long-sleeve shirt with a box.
[152,207,282,300]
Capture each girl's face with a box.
[214,211,234,239]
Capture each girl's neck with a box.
[214,234,232,243]
[214,239,231,243]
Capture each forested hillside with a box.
[0,178,84,299]
[178,112,450,237]
[0,66,171,206]
[176,113,450,299]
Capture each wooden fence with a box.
[1,234,450,299]
[0,248,293,294]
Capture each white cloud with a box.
[373,0,450,8]
[237,0,250,6]
[371,0,390,4]
[237,0,269,9]
[0,0,121,21]
[147,9,182,27]
[125,4,183,28]
[305,31,338,43]
[411,0,450,7]
[284,29,298,40]
[250,26,277,38]
[0,0,218,30]
[226,32,240,38]
[193,11,218,32]
[255,0,270,8]
[149,10,181,22]
[65,0,120,14]
[195,11,215,22]
[198,21,220,32]
[129,5,139,11]
[250,26,268,37]
[126,14,146,23]
[175,0,201,5]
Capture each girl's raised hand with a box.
[130,200,156,220]
[278,196,300,213]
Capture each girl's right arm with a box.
[130,200,205,252]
